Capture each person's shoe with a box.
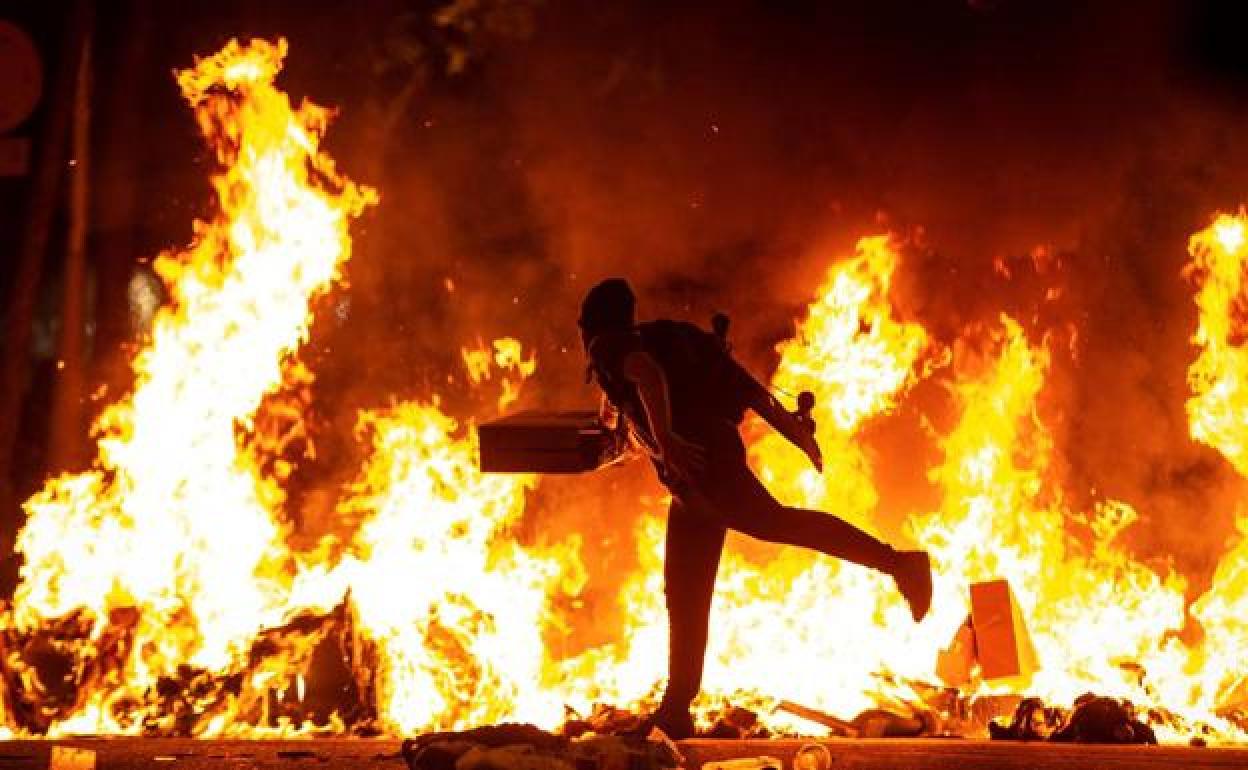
[649,706,696,741]
[893,550,932,622]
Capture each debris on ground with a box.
[990,694,1157,744]
[562,705,645,738]
[791,744,831,770]
[852,707,930,738]
[701,756,782,770]
[402,723,683,770]
[986,697,1065,740]
[1052,695,1157,744]
[704,706,768,739]
[775,700,855,736]
[775,698,935,738]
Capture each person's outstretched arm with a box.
[738,366,823,472]
[622,350,706,481]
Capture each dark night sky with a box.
[4,0,1248,589]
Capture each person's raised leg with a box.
[709,464,932,621]
[653,496,726,739]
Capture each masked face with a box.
[578,279,636,349]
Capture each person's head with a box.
[578,278,635,348]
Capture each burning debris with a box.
[988,694,1157,744]
[775,700,929,739]
[935,579,1036,690]
[0,597,375,736]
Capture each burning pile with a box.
[2,37,1248,744]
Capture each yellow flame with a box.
[12,37,375,735]
[750,234,930,522]
[462,337,537,412]
[911,319,1189,729]
[336,399,572,733]
[1187,212,1248,474]
[1180,210,1248,736]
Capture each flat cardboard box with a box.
[478,410,626,473]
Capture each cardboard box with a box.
[478,410,626,474]
[969,578,1038,682]
[935,614,976,688]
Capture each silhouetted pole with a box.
[0,0,93,574]
[92,0,154,393]
[47,31,92,472]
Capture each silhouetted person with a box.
[579,278,932,739]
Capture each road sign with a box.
[0,20,43,133]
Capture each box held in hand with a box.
[478,410,626,474]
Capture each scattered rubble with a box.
[989,694,1157,744]
[0,597,380,736]
[401,724,682,770]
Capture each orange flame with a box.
[1187,213,1248,474]
[749,235,930,520]
[337,399,558,733]
[911,319,1190,735]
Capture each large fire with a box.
[4,38,1248,743]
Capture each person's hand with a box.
[792,419,823,472]
[658,432,707,483]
